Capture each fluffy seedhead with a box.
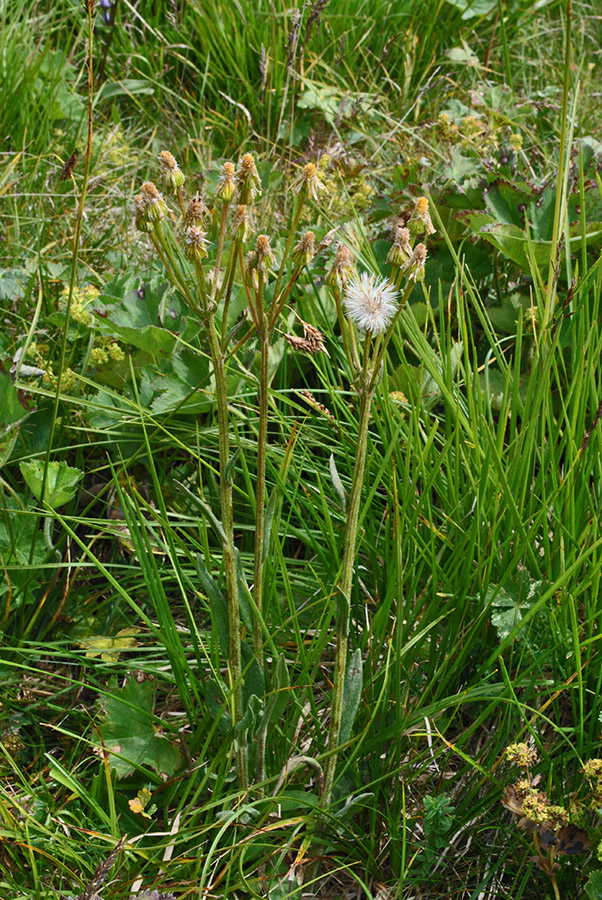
[343,273,399,334]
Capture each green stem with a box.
[321,358,374,807]
[253,280,269,788]
[212,201,230,301]
[150,230,196,309]
[205,313,248,791]
[333,284,360,374]
[272,197,304,301]
[542,0,572,332]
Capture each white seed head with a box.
[343,272,399,334]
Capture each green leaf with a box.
[98,678,181,778]
[443,0,496,19]
[0,268,28,301]
[196,554,229,656]
[329,453,347,512]
[20,460,83,507]
[585,871,602,900]
[262,654,291,730]
[0,373,26,467]
[339,648,363,745]
[99,277,182,358]
[99,78,155,100]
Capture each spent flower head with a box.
[136,181,169,230]
[254,234,277,272]
[232,205,253,242]
[387,226,413,267]
[140,181,169,222]
[184,226,209,263]
[291,163,327,202]
[247,234,277,284]
[292,231,315,268]
[216,161,236,202]
[184,195,206,229]
[325,242,355,289]
[344,272,399,334]
[401,242,427,282]
[407,196,436,237]
[236,153,262,204]
[285,321,329,356]
[157,150,185,193]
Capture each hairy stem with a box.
[321,360,373,807]
[205,306,248,791]
[253,285,270,787]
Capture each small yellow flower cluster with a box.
[505,742,539,768]
[583,758,602,807]
[90,340,125,367]
[509,133,523,152]
[436,111,523,156]
[90,347,109,366]
[61,284,100,326]
[41,363,76,391]
[314,154,373,216]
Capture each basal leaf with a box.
[20,459,83,507]
[98,678,180,778]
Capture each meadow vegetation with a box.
[2,0,602,898]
